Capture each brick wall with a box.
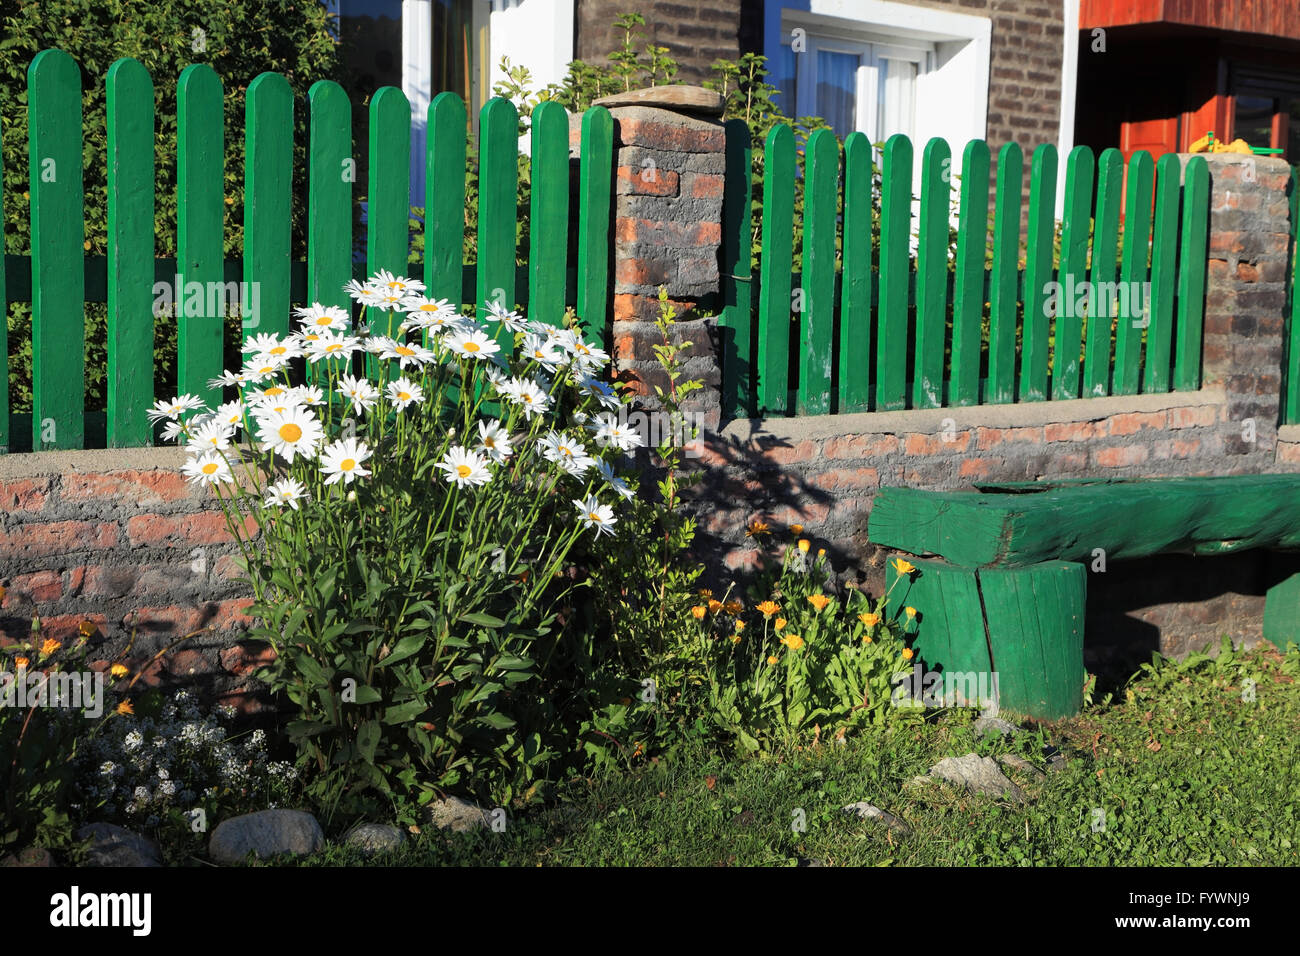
[0,448,265,714]
[575,0,747,85]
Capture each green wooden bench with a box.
[868,475,1300,719]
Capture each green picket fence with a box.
[0,49,615,453]
[1285,164,1300,427]
[717,124,1213,419]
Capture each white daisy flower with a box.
[242,353,291,382]
[352,283,389,309]
[566,335,610,371]
[572,494,617,537]
[241,333,303,360]
[285,385,325,408]
[306,331,361,363]
[208,369,248,389]
[146,394,206,423]
[595,459,635,501]
[521,333,566,372]
[264,477,310,511]
[475,420,514,463]
[386,377,425,411]
[578,375,621,411]
[293,303,351,332]
[319,437,373,486]
[343,278,374,303]
[185,418,234,455]
[402,295,460,322]
[378,338,436,369]
[215,400,245,430]
[483,365,510,391]
[253,406,324,463]
[587,412,646,451]
[182,452,233,486]
[499,377,552,419]
[159,419,186,444]
[371,269,426,298]
[444,328,502,361]
[336,374,380,414]
[484,300,529,333]
[436,445,492,488]
[245,383,296,408]
[539,431,595,477]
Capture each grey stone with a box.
[1046,753,1069,773]
[997,754,1046,778]
[76,823,163,867]
[843,802,912,836]
[0,847,55,867]
[973,716,1019,738]
[345,823,406,857]
[428,795,491,833]
[595,86,725,115]
[926,753,1027,803]
[208,809,324,865]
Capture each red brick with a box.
[61,470,193,505]
[770,503,831,530]
[960,458,994,479]
[165,649,217,678]
[807,467,879,492]
[1171,439,1201,459]
[615,165,680,196]
[761,439,821,466]
[127,604,207,637]
[905,432,971,455]
[615,257,672,286]
[614,118,724,152]
[976,426,1043,449]
[1093,445,1149,468]
[213,689,278,717]
[125,512,257,548]
[1168,405,1218,429]
[122,657,166,689]
[612,292,696,322]
[220,641,278,678]
[0,477,51,512]
[1108,411,1167,436]
[8,570,62,604]
[1044,420,1101,442]
[204,598,254,634]
[213,554,248,581]
[0,521,119,561]
[615,217,720,246]
[83,566,139,599]
[1236,261,1259,281]
[722,547,763,573]
[823,435,900,459]
[34,613,107,644]
[1278,442,1300,464]
[683,172,724,199]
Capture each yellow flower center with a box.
[269,345,288,355]
[258,366,274,374]
[398,391,411,402]
[387,281,403,289]
[279,423,303,442]
[463,341,480,353]
[484,437,496,448]
[396,346,415,356]
[315,317,334,326]
[264,386,285,397]
[202,462,219,475]
[418,303,439,312]
[325,343,343,352]
[341,458,356,471]
[589,512,601,522]
[456,464,472,478]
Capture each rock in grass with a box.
[345,823,406,857]
[926,753,1027,803]
[76,823,162,867]
[208,809,324,865]
[0,847,54,867]
[997,754,1046,779]
[843,802,912,836]
[973,716,1019,738]
[428,795,491,833]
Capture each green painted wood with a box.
[1113,149,1154,396]
[1053,146,1094,401]
[576,106,613,346]
[28,49,86,451]
[987,142,1023,406]
[244,72,293,343]
[177,63,225,410]
[0,117,5,452]
[1175,157,1211,394]
[477,97,518,351]
[1263,572,1300,651]
[869,474,1300,568]
[951,139,990,408]
[1020,144,1057,402]
[838,132,873,413]
[979,561,1085,720]
[719,118,754,418]
[884,558,995,690]
[367,86,411,353]
[105,57,155,448]
[1143,153,1181,394]
[527,101,569,328]
[1084,148,1124,397]
[757,123,795,415]
[877,134,912,411]
[1288,164,1300,421]
[307,80,352,312]
[425,93,468,310]
[797,128,837,416]
[914,138,951,410]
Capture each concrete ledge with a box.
[718,387,1227,443]
[0,446,189,480]
[1279,424,1300,443]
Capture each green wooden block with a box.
[1263,572,1300,651]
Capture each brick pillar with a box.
[598,89,727,433]
[1197,153,1292,461]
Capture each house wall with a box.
[574,0,750,84]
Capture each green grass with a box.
[252,640,1300,867]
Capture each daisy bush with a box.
[157,270,642,821]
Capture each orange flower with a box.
[756,600,780,618]
[905,606,917,619]
[734,620,746,632]
[632,741,644,759]
[39,638,61,657]
[116,699,134,716]
[730,633,742,644]
[766,654,780,666]
[774,617,787,632]
[902,647,914,661]
[862,635,873,644]
[797,539,811,553]
[790,524,804,535]
[707,599,724,614]
[723,600,743,615]
[77,620,96,638]
[893,558,916,576]
[745,521,770,538]
[698,588,714,599]
[690,605,707,620]
[110,663,129,679]
[858,612,881,627]
[14,656,29,670]
[0,586,6,602]
[818,548,826,557]
[780,634,805,651]
[807,593,831,612]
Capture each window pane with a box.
[816,49,859,138]
[1234,95,1276,150]
[1288,96,1300,162]
[879,58,917,141]
[773,42,798,121]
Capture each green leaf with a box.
[479,712,516,730]
[356,721,380,763]
[460,611,506,628]
[378,633,427,668]
[383,700,428,724]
